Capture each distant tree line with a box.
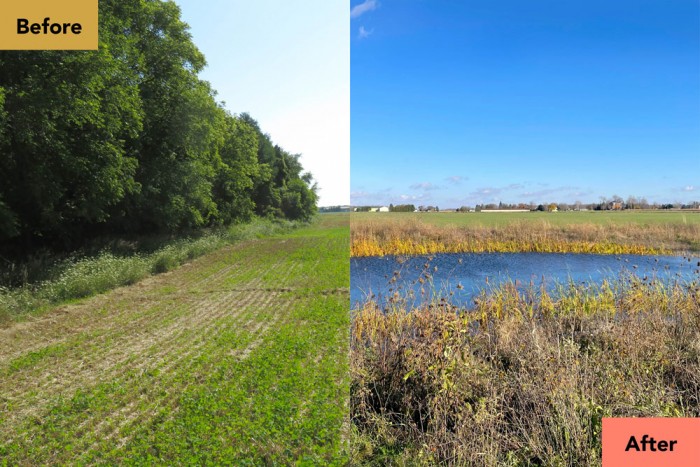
[460,196,700,213]
[0,0,317,251]
[389,204,415,212]
[319,206,350,213]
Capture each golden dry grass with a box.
[351,215,700,256]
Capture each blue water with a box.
[351,253,700,309]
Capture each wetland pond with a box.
[351,253,700,309]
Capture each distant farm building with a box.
[378,206,389,212]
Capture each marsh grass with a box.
[351,217,700,257]
[0,218,300,324]
[351,273,700,465]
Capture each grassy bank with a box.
[0,214,349,464]
[351,212,700,256]
[0,218,301,324]
[351,276,700,465]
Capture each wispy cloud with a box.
[351,0,378,19]
[569,190,593,198]
[472,187,500,196]
[350,189,431,205]
[400,193,431,201]
[445,176,467,185]
[520,186,578,198]
[468,183,523,197]
[410,182,440,191]
[351,188,392,202]
[682,185,696,192]
[358,26,374,39]
[448,183,529,204]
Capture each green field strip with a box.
[113,295,349,465]
[351,211,700,227]
[0,294,281,463]
[0,298,191,411]
[0,245,284,381]
[0,290,260,440]
[0,217,350,464]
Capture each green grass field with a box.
[0,214,349,464]
[352,210,700,227]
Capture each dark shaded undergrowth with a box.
[0,218,302,324]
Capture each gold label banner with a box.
[0,0,97,50]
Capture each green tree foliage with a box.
[212,113,260,224]
[390,204,416,212]
[0,0,317,250]
[242,114,318,221]
[0,47,141,244]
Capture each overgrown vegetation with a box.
[351,274,700,465]
[0,0,318,255]
[0,219,300,324]
[351,213,700,256]
[0,215,350,464]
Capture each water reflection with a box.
[351,253,700,309]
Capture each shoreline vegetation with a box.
[351,275,700,465]
[350,211,700,464]
[351,212,700,257]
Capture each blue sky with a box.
[174,0,349,206]
[351,0,700,208]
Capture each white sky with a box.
[175,0,349,206]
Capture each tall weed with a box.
[351,277,700,465]
[0,218,303,323]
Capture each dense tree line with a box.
[389,204,415,212]
[0,0,317,251]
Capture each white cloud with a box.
[469,184,523,197]
[521,186,578,198]
[400,193,430,201]
[683,185,696,192]
[410,182,440,191]
[445,176,466,185]
[358,26,374,39]
[351,188,393,202]
[351,0,378,19]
